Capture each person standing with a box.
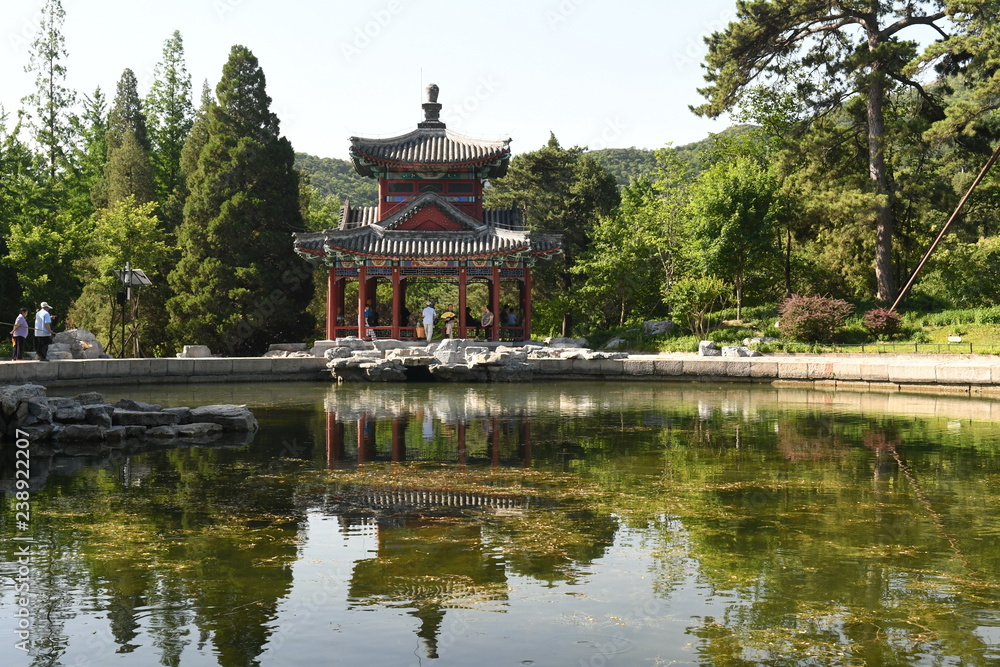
[10,308,29,360]
[440,305,457,338]
[421,301,437,342]
[481,305,495,340]
[34,302,54,361]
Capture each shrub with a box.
[778,294,854,342]
[862,307,902,339]
[663,276,730,336]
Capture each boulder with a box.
[16,396,52,427]
[114,398,163,412]
[145,425,180,438]
[643,320,675,336]
[163,407,192,425]
[188,405,259,431]
[177,344,212,358]
[428,363,487,382]
[324,346,353,360]
[52,328,107,359]
[112,410,181,427]
[309,340,339,357]
[604,337,626,350]
[699,340,722,357]
[1,384,46,418]
[83,405,114,429]
[545,336,589,348]
[266,342,308,353]
[74,392,107,405]
[51,398,86,424]
[332,337,373,352]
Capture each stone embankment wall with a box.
[531,354,1000,394]
[0,357,328,387]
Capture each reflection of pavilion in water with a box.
[323,386,538,467]
[341,516,509,659]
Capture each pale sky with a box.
[2,0,739,159]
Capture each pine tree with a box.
[97,69,154,206]
[167,46,313,354]
[146,30,194,211]
[22,0,76,181]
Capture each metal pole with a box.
[891,143,1000,312]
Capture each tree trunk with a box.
[784,226,792,298]
[867,61,896,303]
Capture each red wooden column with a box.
[357,265,368,337]
[523,268,533,341]
[391,267,402,339]
[490,265,501,341]
[458,266,468,339]
[326,268,337,340]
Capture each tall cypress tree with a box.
[146,30,194,216]
[167,46,312,354]
[96,69,154,207]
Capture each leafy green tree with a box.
[167,45,313,354]
[0,111,42,318]
[145,30,194,215]
[22,0,76,181]
[574,178,672,327]
[686,156,781,320]
[694,0,950,303]
[663,276,730,336]
[486,133,619,336]
[294,152,377,207]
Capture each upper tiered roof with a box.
[349,84,511,178]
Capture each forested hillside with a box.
[294,153,378,207]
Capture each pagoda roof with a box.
[349,84,511,178]
[350,129,511,177]
[293,193,562,263]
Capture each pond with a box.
[2,381,1000,666]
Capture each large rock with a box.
[113,410,181,427]
[74,392,107,405]
[698,340,722,357]
[52,424,105,442]
[643,320,675,336]
[83,405,114,429]
[722,346,761,357]
[16,396,52,427]
[177,344,212,358]
[163,407,192,425]
[2,384,46,418]
[189,405,259,431]
[49,398,86,423]
[429,363,487,382]
[52,328,106,359]
[545,336,589,348]
[114,398,163,412]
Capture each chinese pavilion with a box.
[292,84,562,341]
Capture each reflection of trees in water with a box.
[642,416,1000,664]
[18,444,304,667]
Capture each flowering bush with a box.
[778,294,854,342]
[862,307,902,339]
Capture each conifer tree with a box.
[167,46,313,354]
[96,69,154,207]
[146,30,194,213]
[22,0,76,181]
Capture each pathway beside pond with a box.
[2,351,1000,393]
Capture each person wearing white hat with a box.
[34,302,54,361]
[421,301,437,342]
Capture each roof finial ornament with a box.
[419,83,445,130]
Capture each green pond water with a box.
[2,381,1000,666]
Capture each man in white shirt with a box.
[421,302,437,342]
[34,301,54,361]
